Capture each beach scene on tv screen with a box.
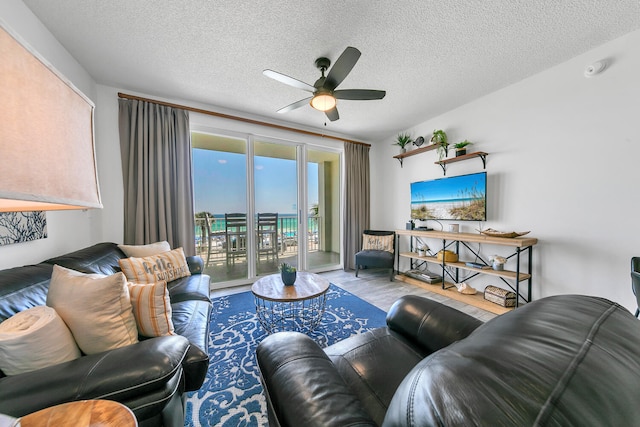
[411,172,486,221]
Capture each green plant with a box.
[393,132,412,149]
[279,262,296,273]
[430,129,448,145]
[453,140,473,149]
[431,129,448,160]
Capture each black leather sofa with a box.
[257,294,640,426]
[0,242,212,427]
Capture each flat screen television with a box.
[410,172,486,221]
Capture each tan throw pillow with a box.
[119,247,191,284]
[362,234,395,253]
[118,241,171,257]
[127,281,175,337]
[0,306,81,375]
[46,265,139,355]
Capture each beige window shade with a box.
[0,23,102,212]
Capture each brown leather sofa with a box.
[0,242,211,427]
[257,294,640,426]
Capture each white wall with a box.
[0,1,100,270]
[371,29,640,313]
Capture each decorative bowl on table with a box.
[479,228,530,238]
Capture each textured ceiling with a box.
[21,0,640,142]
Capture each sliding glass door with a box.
[253,140,298,275]
[192,131,341,286]
[307,149,341,270]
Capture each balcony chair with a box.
[632,257,640,317]
[225,213,247,266]
[355,230,396,281]
[257,213,279,270]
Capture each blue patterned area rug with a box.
[185,284,387,427]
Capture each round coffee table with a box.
[251,272,330,334]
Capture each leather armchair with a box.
[257,295,482,426]
[257,294,640,426]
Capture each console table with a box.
[395,229,538,311]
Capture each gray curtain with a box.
[343,142,370,270]
[118,99,195,256]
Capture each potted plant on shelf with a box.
[453,140,473,157]
[431,129,448,160]
[393,132,412,153]
[279,262,297,286]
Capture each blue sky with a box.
[193,148,318,215]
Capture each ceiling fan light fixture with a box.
[310,93,336,111]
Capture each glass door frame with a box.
[191,124,344,287]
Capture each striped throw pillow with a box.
[119,247,191,284]
[127,281,175,337]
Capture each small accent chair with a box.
[632,257,640,317]
[355,230,396,281]
[257,213,279,266]
[225,213,247,266]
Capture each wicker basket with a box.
[484,285,516,307]
[436,250,459,262]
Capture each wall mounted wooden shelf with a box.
[393,144,446,167]
[435,151,488,175]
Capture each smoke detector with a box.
[584,60,607,77]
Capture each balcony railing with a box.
[195,214,320,265]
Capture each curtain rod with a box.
[117,92,370,147]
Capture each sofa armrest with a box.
[186,256,204,274]
[386,295,483,354]
[0,335,189,418]
[257,332,376,427]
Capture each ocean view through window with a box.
[192,132,341,285]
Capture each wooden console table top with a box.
[396,229,538,248]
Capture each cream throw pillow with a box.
[362,234,395,253]
[0,306,81,375]
[46,265,139,355]
[127,281,175,337]
[118,241,171,257]
[119,247,191,284]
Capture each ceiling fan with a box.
[263,46,386,122]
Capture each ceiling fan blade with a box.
[276,96,312,113]
[325,107,339,122]
[324,46,361,91]
[334,89,386,100]
[263,69,315,92]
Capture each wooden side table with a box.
[19,400,137,427]
[251,272,330,334]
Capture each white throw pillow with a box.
[0,306,81,375]
[119,247,191,284]
[127,281,175,337]
[46,265,139,355]
[118,241,171,257]
[362,234,394,253]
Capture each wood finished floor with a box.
[210,268,498,322]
